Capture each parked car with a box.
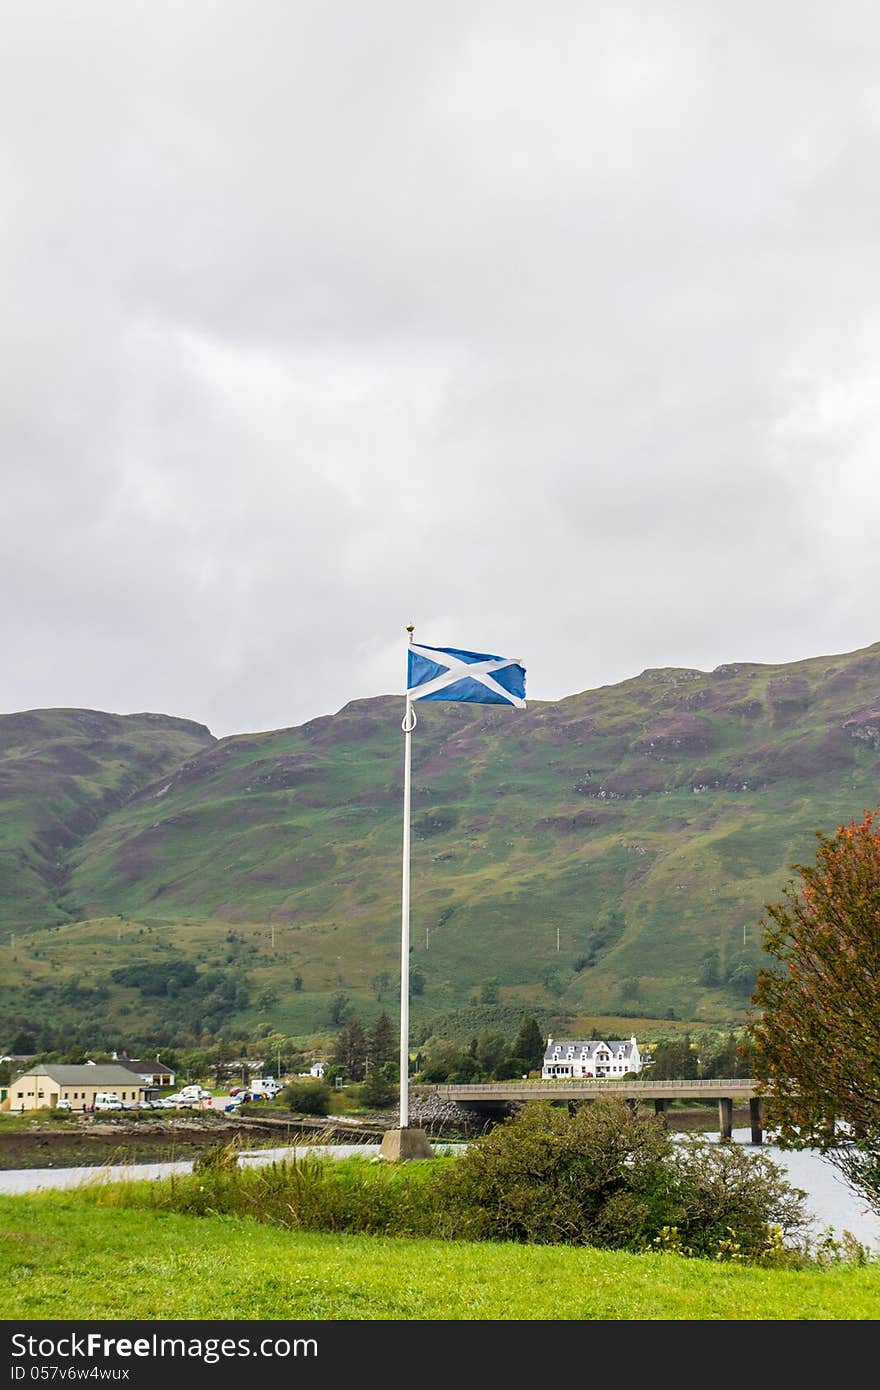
[174,1086,210,1106]
[55,1098,71,1112]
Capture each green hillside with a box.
[1,642,879,1050]
[0,709,214,931]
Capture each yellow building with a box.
[2,1065,147,1112]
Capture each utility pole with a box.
[556,926,560,953]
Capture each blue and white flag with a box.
[407,642,526,707]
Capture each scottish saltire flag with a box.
[407,642,526,707]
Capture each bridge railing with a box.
[416,1078,757,1092]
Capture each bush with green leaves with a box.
[434,1099,808,1257]
[436,1099,673,1248]
[667,1135,809,1257]
[280,1080,331,1115]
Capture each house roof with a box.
[543,1039,638,1061]
[116,1059,174,1076]
[10,1065,149,1087]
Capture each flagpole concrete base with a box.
[379,1127,434,1161]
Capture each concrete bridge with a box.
[412,1077,766,1144]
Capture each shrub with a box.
[435,1100,674,1247]
[666,1135,809,1257]
[433,1099,809,1257]
[280,1080,331,1116]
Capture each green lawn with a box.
[1,1193,878,1320]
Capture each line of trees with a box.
[414,1016,546,1084]
[647,1031,752,1080]
[325,1012,547,1088]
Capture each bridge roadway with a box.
[412,1078,766,1143]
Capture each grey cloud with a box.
[1,2,879,736]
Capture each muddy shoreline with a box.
[0,1114,339,1170]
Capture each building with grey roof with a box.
[4,1064,147,1112]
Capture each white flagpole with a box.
[398,623,416,1129]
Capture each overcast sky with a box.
[2,2,880,739]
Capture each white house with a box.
[542,1036,643,1080]
[309,1062,326,1079]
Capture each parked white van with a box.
[94,1093,123,1111]
[249,1077,282,1099]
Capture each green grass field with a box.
[1,1192,878,1320]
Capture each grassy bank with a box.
[2,1190,879,1320]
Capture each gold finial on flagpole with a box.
[406,624,415,642]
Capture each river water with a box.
[1,1133,878,1252]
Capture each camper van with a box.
[94,1092,123,1111]
[249,1076,282,1099]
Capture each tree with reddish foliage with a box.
[746,807,880,1213]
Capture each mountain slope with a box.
[1,642,879,1048]
[0,709,215,930]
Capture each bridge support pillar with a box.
[718,1097,733,1141]
[749,1097,763,1146]
[654,1099,670,1125]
